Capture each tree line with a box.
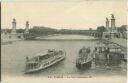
[1,25,127,38]
[1,26,95,36]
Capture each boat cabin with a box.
[106,44,124,63]
[25,61,39,70]
[25,49,64,70]
[79,47,91,54]
[106,44,122,53]
[94,44,108,53]
[94,43,122,54]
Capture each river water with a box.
[1,35,126,78]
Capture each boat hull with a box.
[76,60,92,70]
[25,55,65,74]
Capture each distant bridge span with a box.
[35,34,97,40]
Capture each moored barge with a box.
[76,47,93,69]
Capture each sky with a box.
[1,0,127,30]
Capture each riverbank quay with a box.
[1,39,23,45]
[101,38,127,51]
[106,38,126,48]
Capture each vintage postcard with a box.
[1,0,127,83]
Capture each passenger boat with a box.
[76,47,93,69]
[25,49,66,73]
